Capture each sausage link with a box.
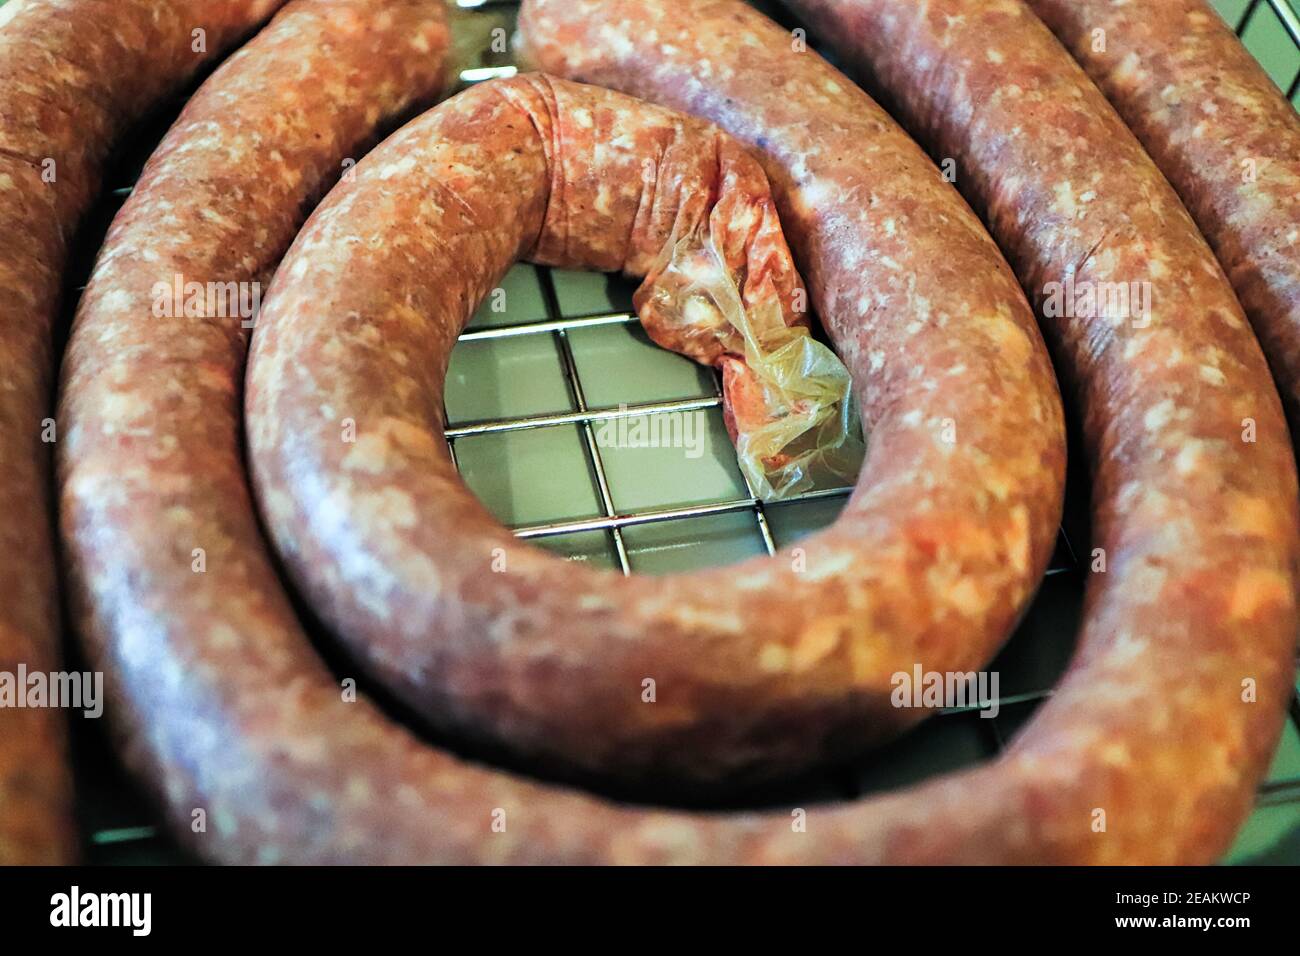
[242,61,1065,786]
[67,0,1267,864]
[766,0,1298,859]
[0,0,286,866]
[62,0,1052,859]
[57,0,450,865]
[1025,0,1300,429]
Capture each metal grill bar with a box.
[513,485,854,539]
[1240,0,1263,30]
[538,268,635,573]
[456,310,637,342]
[459,65,518,84]
[445,395,721,438]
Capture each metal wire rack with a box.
[72,0,1300,863]
[451,285,861,568]
[1245,0,1300,100]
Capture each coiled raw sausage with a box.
[61,0,1066,860]
[63,0,1277,863]
[0,0,285,866]
[521,0,1299,861]
[242,68,1065,786]
[1025,0,1300,429]
[57,0,449,864]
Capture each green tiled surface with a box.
[596,408,750,512]
[550,267,636,316]
[624,512,768,574]
[1214,0,1300,105]
[765,494,849,548]
[1267,717,1300,783]
[568,321,716,407]
[535,529,620,570]
[454,424,601,527]
[445,334,573,423]
[1213,0,1254,26]
[1240,1,1300,92]
[1224,802,1300,864]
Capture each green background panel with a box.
[444,334,573,424]
[1267,718,1300,783]
[454,424,602,527]
[596,408,750,512]
[534,528,620,571]
[1213,0,1254,26]
[550,267,636,316]
[567,321,717,407]
[1224,801,1300,863]
[623,512,768,574]
[1241,1,1300,90]
[765,494,848,548]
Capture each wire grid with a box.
[77,0,1300,861]
[449,275,856,564]
[1241,0,1300,100]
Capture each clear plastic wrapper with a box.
[634,210,864,500]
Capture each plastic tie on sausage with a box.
[632,197,864,500]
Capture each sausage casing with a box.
[240,21,1066,787]
[58,0,449,864]
[1026,0,1300,429]
[0,0,286,867]
[521,0,1299,861]
[779,0,1300,860]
